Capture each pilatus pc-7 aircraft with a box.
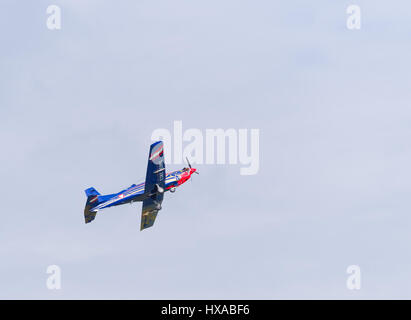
[83,141,198,230]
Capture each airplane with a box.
[83,141,198,230]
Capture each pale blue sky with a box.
[1,0,411,299]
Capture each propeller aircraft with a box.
[83,141,198,230]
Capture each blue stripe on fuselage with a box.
[92,171,182,211]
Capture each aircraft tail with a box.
[84,187,101,223]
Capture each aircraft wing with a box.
[140,141,165,230]
[140,198,161,230]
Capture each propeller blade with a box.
[186,157,192,169]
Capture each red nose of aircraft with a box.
[185,158,199,178]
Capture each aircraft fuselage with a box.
[90,168,195,212]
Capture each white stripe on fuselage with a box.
[93,174,179,211]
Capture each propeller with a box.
[186,157,199,174]
[186,157,192,168]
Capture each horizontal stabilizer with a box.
[84,205,97,223]
[84,187,101,224]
